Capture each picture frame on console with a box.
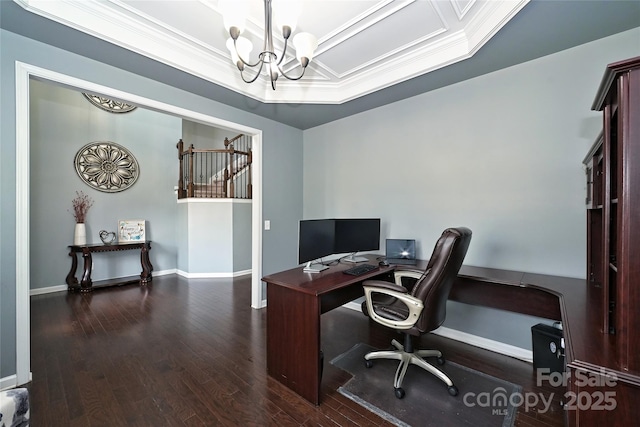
[118,219,146,242]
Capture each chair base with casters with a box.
[364,333,458,399]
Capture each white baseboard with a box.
[30,285,67,296]
[29,269,176,296]
[344,302,364,312]
[0,372,32,391]
[432,326,533,363]
[176,269,252,279]
[343,302,533,363]
[0,375,17,391]
[30,268,251,294]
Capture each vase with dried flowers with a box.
[71,191,93,245]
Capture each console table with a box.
[66,241,153,292]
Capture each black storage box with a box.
[531,323,565,373]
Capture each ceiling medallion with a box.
[74,142,140,193]
[82,93,137,113]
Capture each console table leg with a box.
[80,249,93,292]
[66,251,79,290]
[140,243,153,285]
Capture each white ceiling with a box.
[13,0,529,104]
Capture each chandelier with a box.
[220,0,318,90]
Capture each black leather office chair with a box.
[361,227,472,399]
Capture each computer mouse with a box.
[379,260,389,267]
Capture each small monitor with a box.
[298,219,334,272]
[335,218,381,263]
[385,239,417,265]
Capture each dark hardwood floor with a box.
[27,275,565,426]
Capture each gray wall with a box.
[182,119,229,149]
[302,28,640,350]
[233,201,252,272]
[176,203,189,272]
[175,200,252,275]
[187,202,232,273]
[29,80,181,287]
[29,82,253,284]
[1,29,303,380]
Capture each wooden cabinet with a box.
[588,56,640,373]
[578,56,640,427]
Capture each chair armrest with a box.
[392,269,425,287]
[362,279,407,293]
[363,282,424,330]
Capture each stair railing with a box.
[176,135,252,199]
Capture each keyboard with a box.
[343,263,378,276]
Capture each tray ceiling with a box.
[13,0,529,104]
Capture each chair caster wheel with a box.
[448,385,459,396]
[394,387,405,399]
[436,356,445,365]
[364,360,373,368]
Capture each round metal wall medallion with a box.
[74,142,140,193]
[82,93,137,113]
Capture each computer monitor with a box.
[335,218,381,263]
[298,219,334,273]
[298,218,381,272]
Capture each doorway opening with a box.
[15,61,264,386]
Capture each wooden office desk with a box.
[66,241,153,292]
[263,258,640,425]
[450,267,640,427]
[263,256,393,405]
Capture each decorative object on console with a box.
[82,93,137,113]
[220,0,318,90]
[73,223,87,246]
[118,220,146,242]
[70,191,93,245]
[74,141,139,193]
[99,230,117,245]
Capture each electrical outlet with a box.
[264,220,271,230]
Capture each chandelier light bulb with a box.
[293,32,318,63]
[219,0,249,34]
[226,37,253,68]
[269,62,280,81]
[273,0,301,35]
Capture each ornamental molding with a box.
[82,93,137,113]
[74,141,140,192]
